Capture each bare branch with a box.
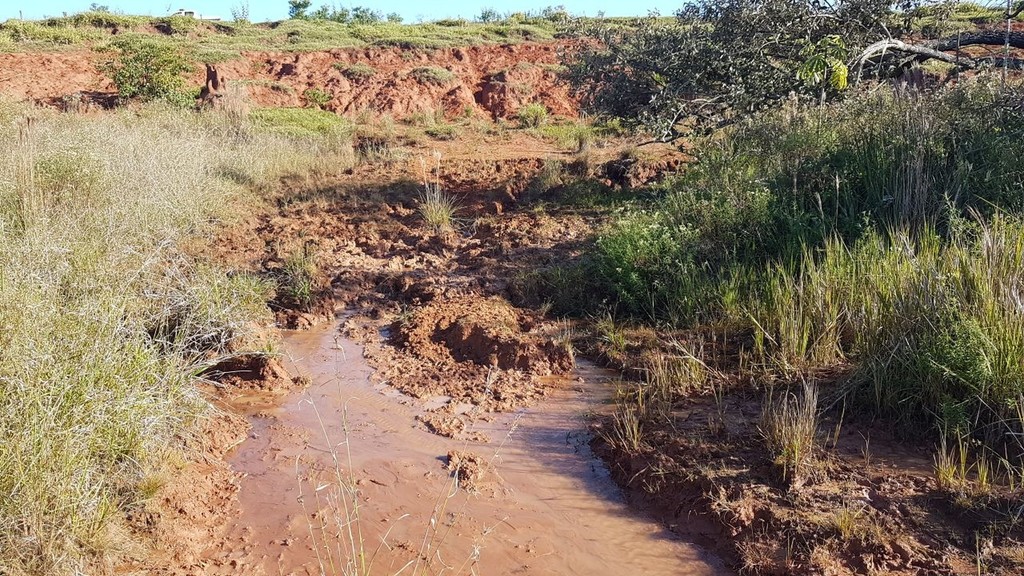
[852,33,1024,79]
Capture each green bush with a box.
[101,37,194,104]
[303,87,332,108]
[516,103,548,127]
[409,66,455,85]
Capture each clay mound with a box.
[202,354,305,391]
[446,449,490,492]
[393,295,573,375]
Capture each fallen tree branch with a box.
[852,33,1024,80]
[929,31,1024,51]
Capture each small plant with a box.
[595,313,629,359]
[646,349,707,399]
[409,66,455,86]
[934,433,970,491]
[602,383,649,455]
[516,102,548,128]
[759,381,819,482]
[608,402,645,454]
[416,153,459,232]
[975,454,991,493]
[832,505,866,540]
[303,87,331,109]
[417,188,459,232]
[278,243,319,311]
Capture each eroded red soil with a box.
[587,336,1024,575]
[0,41,579,120]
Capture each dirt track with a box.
[110,124,723,574]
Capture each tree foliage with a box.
[288,1,386,23]
[288,0,312,19]
[564,0,902,140]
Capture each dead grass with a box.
[0,100,349,574]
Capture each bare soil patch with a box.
[586,330,1024,575]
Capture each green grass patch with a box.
[335,62,376,79]
[250,107,352,137]
[0,11,562,52]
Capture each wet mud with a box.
[204,322,726,575]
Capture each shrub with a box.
[335,62,376,80]
[409,66,455,86]
[516,103,548,127]
[101,37,193,104]
[304,87,332,108]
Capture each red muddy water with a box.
[203,322,726,575]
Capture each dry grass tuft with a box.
[759,381,819,482]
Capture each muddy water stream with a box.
[210,322,726,575]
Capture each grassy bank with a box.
[510,73,1024,573]
[537,78,1024,451]
[0,102,351,574]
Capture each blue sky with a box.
[2,1,683,23]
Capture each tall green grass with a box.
[752,217,1024,441]
[539,78,1024,449]
[0,102,347,574]
[587,79,1024,326]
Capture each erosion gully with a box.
[204,321,726,576]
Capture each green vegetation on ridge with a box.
[0,9,567,54]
